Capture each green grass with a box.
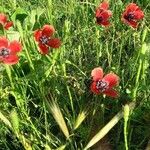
[0,0,150,149]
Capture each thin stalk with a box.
[124,104,130,150]
[47,0,53,23]
[132,28,147,101]
[16,21,34,70]
[4,65,14,89]
[62,63,75,118]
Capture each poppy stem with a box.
[16,21,34,70]
[4,64,14,89]
[132,28,148,101]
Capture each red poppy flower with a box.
[34,25,61,54]
[0,13,13,30]
[90,67,119,98]
[0,37,22,65]
[121,3,144,28]
[95,1,112,26]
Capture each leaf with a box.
[7,31,20,41]
[11,8,28,24]
[0,6,9,13]
[28,7,44,30]
[36,7,45,20]
[29,10,36,29]
[96,25,104,31]
[10,109,19,133]
[0,111,12,129]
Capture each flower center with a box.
[125,13,134,21]
[96,80,108,92]
[0,48,10,57]
[96,16,103,23]
[40,36,49,45]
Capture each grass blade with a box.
[0,111,12,129]
[49,101,69,139]
[84,102,135,150]
[74,110,88,130]
[124,104,130,150]
[56,145,66,150]
[10,109,19,134]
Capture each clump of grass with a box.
[0,0,150,149]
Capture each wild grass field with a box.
[0,0,150,150]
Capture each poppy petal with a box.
[8,41,22,54]
[121,17,138,28]
[38,43,49,54]
[34,30,42,42]
[126,3,139,12]
[101,10,112,19]
[134,11,144,20]
[128,20,138,28]
[0,13,7,25]
[4,21,13,30]
[91,67,103,81]
[125,3,144,20]
[95,9,101,17]
[101,20,110,26]
[0,37,8,48]
[47,38,61,48]
[100,2,109,10]
[42,25,55,37]
[96,4,112,27]
[103,89,119,98]
[90,81,100,94]
[103,73,119,88]
[2,55,19,65]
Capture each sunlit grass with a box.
[0,0,150,149]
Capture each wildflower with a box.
[121,3,144,28]
[34,25,61,54]
[0,37,22,65]
[95,1,112,26]
[90,67,119,98]
[0,13,13,30]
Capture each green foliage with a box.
[11,8,28,24]
[0,0,150,150]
